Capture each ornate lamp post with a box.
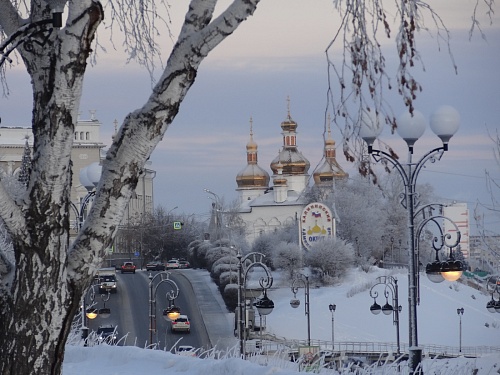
[237,251,274,358]
[70,163,102,230]
[148,272,180,346]
[81,284,111,345]
[360,105,461,374]
[0,8,63,68]
[328,304,336,350]
[290,274,311,346]
[369,276,401,354]
[486,276,500,314]
[457,307,464,353]
[414,203,463,285]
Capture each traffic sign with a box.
[173,221,183,230]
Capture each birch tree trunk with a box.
[0,1,260,374]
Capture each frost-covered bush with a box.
[211,263,238,285]
[223,283,239,312]
[219,270,239,296]
[205,246,235,271]
[305,238,355,283]
[188,240,212,269]
[272,241,302,282]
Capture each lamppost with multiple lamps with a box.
[369,276,401,354]
[290,273,311,346]
[457,307,464,352]
[360,105,463,374]
[148,272,181,346]
[328,304,336,350]
[237,251,274,358]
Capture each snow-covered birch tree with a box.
[0,1,265,374]
[0,0,494,374]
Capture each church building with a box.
[235,102,348,245]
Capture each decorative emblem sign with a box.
[300,202,335,250]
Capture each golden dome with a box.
[270,97,310,176]
[270,149,310,175]
[236,165,270,188]
[313,115,348,185]
[280,116,297,133]
[236,117,270,189]
[313,159,348,185]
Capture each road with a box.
[86,269,212,351]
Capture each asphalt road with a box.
[86,269,212,351]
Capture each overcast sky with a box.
[1,0,499,232]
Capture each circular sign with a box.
[300,202,335,250]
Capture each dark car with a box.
[146,262,165,271]
[120,262,136,274]
[96,325,118,345]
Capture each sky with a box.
[61,267,500,374]
[1,0,500,231]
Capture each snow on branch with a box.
[326,0,460,178]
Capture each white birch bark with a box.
[0,1,260,374]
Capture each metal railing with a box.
[245,335,500,359]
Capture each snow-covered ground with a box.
[62,267,500,374]
[266,267,500,348]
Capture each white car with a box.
[176,345,197,357]
[166,259,180,269]
[170,314,191,333]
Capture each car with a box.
[95,325,118,345]
[178,260,190,269]
[121,262,136,274]
[170,314,191,333]
[166,259,180,269]
[146,262,165,271]
[176,345,197,357]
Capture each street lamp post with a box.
[369,276,401,354]
[486,276,500,314]
[290,273,311,346]
[71,163,102,230]
[415,203,462,286]
[148,272,180,346]
[328,304,336,350]
[0,8,63,68]
[204,188,223,241]
[70,190,96,230]
[457,307,464,353]
[237,251,274,358]
[360,105,462,374]
[81,284,111,345]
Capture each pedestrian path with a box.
[180,269,238,351]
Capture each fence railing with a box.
[246,336,500,358]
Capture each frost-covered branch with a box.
[103,0,172,79]
[326,0,467,179]
[470,0,496,39]
[67,0,261,281]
